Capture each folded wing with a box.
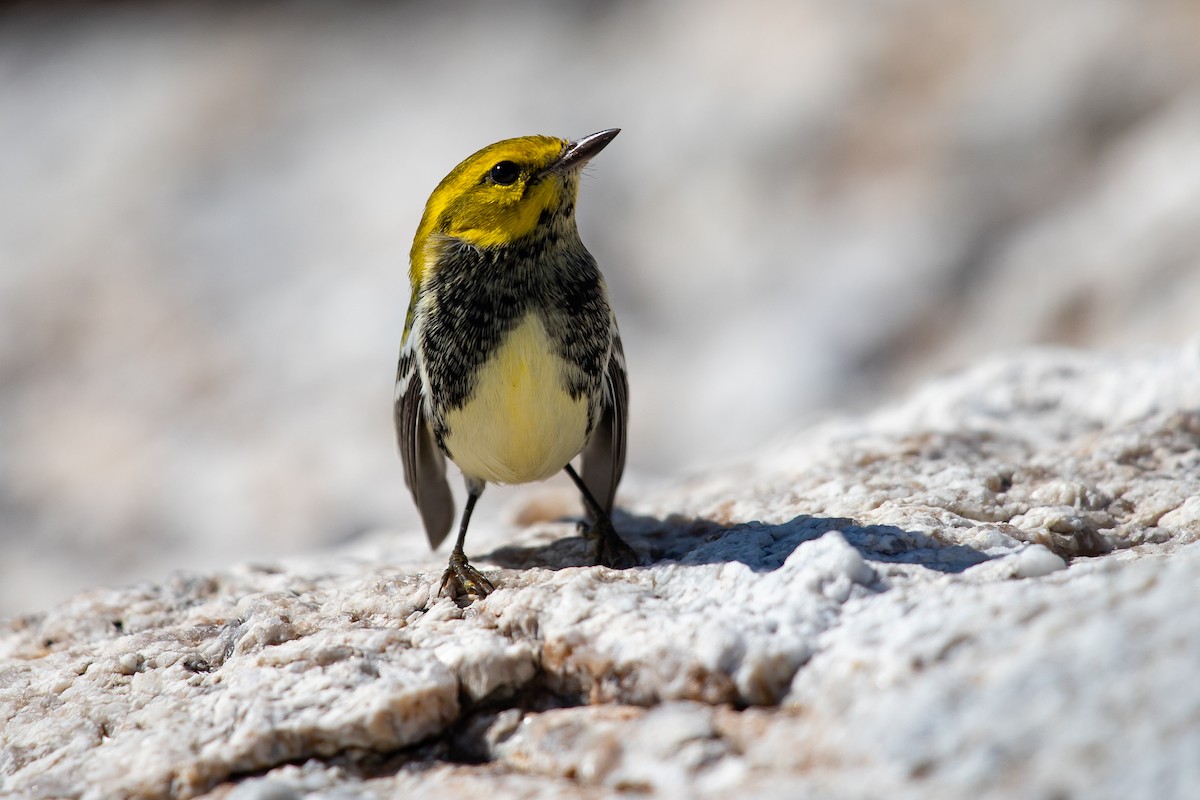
[580,333,628,517]
[395,345,455,549]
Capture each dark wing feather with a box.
[395,345,455,549]
[580,333,628,517]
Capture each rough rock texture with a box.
[3,344,1198,799]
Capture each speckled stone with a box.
[3,345,1199,799]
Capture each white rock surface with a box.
[2,345,1198,798]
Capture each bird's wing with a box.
[395,340,455,549]
[580,331,628,516]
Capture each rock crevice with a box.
[2,347,1199,798]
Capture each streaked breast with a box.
[442,313,590,485]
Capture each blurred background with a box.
[2,0,1198,616]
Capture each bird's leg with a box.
[440,486,494,599]
[563,463,639,569]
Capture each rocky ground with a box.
[3,343,1198,799]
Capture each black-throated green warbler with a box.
[394,129,636,599]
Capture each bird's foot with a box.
[440,551,495,600]
[581,516,640,569]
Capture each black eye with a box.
[489,160,520,185]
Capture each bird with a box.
[394,128,637,599]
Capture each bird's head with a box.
[410,129,619,284]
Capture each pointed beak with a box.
[549,128,620,175]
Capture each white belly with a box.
[442,314,589,485]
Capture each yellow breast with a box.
[442,314,590,485]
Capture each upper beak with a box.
[549,128,620,175]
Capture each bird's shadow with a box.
[484,510,990,576]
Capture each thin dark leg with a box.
[563,463,606,521]
[451,490,479,555]
[440,488,495,599]
[563,463,639,569]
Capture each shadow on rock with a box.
[485,511,989,575]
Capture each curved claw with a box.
[584,516,640,570]
[440,552,495,600]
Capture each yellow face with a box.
[409,135,573,283]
